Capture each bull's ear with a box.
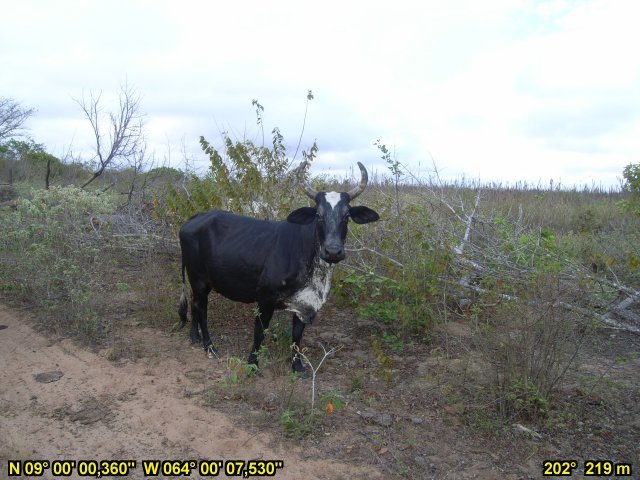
[287,207,317,225]
[349,206,380,224]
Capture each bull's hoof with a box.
[205,344,219,359]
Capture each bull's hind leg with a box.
[292,314,308,377]
[178,283,191,334]
[191,286,218,358]
[177,281,202,345]
[178,287,201,345]
[248,302,275,367]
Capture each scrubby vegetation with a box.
[1,186,117,337]
[1,94,639,476]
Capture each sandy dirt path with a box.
[0,304,381,479]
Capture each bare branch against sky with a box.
[73,84,146,189]
[0,97,35,141]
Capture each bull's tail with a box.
[177,260,188,329]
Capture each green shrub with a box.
[279,407,319,438]
[336,228,450,340]
[0,186,116,339]
[621,163,640,215]
[155,129,315,229]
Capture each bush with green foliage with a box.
[0,139,62,186]
[621,163,640,215]
[337,238,450,340]
[156,129,317,229]
[0,186,116,338]
[333,147,454,340]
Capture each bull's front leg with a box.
[291,313,309,377]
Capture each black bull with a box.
[178,162,379,374]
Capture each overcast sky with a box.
[1,0,638,187]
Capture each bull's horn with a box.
[346,162,369,200]
[298,161,318,200]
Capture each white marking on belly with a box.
[325,191,341,209]
[284,258,334,323]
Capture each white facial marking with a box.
[284,259,334,323]
[325,191,342,209]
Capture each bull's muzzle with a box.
[321,245,345,264]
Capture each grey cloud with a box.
[517,101,638,148]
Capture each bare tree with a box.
[74,84,146,189]
[0,97,35,141]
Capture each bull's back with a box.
[179,211,284,303]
